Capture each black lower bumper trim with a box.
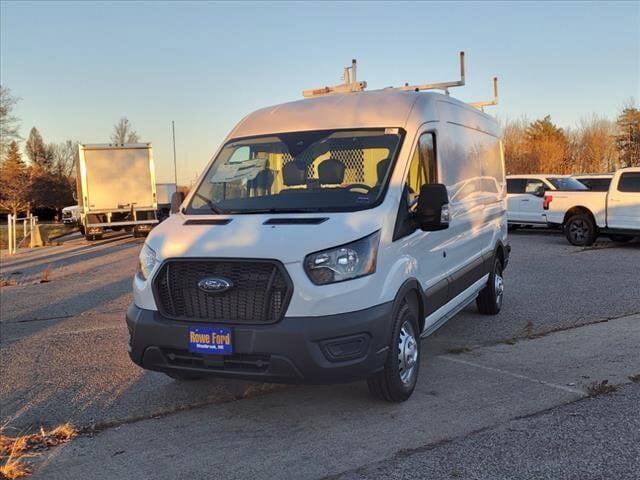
[126,301,394,384]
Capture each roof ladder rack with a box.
[399,52,466,95]
[302,59,367,98]
[470,77,499,111]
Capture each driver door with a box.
[520,178,546,224]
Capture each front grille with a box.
[162,348,270,373]
[153,259,292,323]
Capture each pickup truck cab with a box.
[544,168,640,245]
[506,174,587,228]
[127,86,509,402]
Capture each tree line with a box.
[1,83,639,217]
[502,103,639,174]
[0,85,140,217]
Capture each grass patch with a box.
[0,224,76,250]
[585,379,617,396]
[0,424,76,479]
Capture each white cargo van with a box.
[127,59,510,401]
[506,174,587,228]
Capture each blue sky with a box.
[1,1,638,184]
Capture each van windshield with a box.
[187,129,403,214]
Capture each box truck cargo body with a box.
[76,143,158,240]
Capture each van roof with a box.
[227,89,495,140]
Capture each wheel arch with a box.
[393,279,426,334]
[563,206,596,226]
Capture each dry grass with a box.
[39,267,51,283]
[446,346,473,355]
[0,424,76,479]
[585,379,617,396]
[0,278,18,288]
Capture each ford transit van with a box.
[127,84,509,402]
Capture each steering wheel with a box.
[346,183,372,193]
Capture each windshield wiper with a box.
[194,193,226,214]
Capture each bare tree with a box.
[111,117,140,144]
[53,140,80,178]
[569,116,618,173]
[500,117,529,174]
[0,85,22,157]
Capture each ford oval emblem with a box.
[197,277,233,293]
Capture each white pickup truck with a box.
[544,167,640,246]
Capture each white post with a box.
[23,218,27,238]
[7,215,12,254]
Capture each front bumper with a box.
[126,301,394,384]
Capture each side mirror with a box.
[416,183,449,231]
[534,185,546,197]
[170,191,185,214]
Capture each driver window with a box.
[405,133,437,205]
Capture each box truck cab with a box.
[127,62,509,402]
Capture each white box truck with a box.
[76,143,159,240]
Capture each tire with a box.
[565,214,597,246]
[79,225,85,235]
[476,256,504,315]
[367,301,420,402]
[609,234,632,243]
[165,372,204,381]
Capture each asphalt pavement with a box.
[1,230,639,479]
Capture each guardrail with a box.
[5,214,39,255]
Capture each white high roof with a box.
[226,89,495,140]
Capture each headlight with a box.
[137,244,157,280]
[304,231,380,285]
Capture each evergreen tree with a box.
[0,140,30,215]
[524,115,570,173]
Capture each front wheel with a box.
[476,256,504,315]
[565,214,596,246]
[367,301,420,402]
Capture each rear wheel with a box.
[367,301,420,402]
[477,256,504,315]
[565,214,596,246]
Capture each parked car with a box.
[544,167,640,245]
[127,76,509,402]
[61,205,80,226]
[572,173,613,191]
[506,174,587,228]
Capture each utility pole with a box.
[171,120,178,185]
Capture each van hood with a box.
[146,209,385,264]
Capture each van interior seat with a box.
[282,161,307,186]
[318,158,345,185]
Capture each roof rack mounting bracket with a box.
[470,77,499,111]
[302,59,367,98]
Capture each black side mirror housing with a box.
[416,183,449,231]
[534,185,546,197]
[170,191,185,214]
